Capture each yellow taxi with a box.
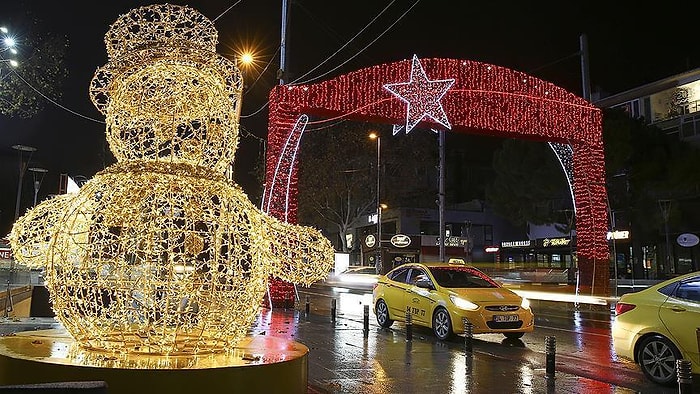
[372,260,534,340]
[612,271,700,385]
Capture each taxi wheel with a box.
[432,307,453,341]
[504,332,525,339]
[375,300,394,328]
[637,335,681,386]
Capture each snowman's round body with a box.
[46,163,266,354]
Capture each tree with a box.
[297,121,438,252]
[603,107,700,275]
[0,12,68,118]
[297,122,379,252]
[485,139,571,227]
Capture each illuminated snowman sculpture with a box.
[10,3,333,355]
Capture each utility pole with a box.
[13,144,37,221]
[438,130,446,262]
[279,0,290,85]
[579,34,591,102]
[659,200,673,274]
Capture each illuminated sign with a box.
[434,236,469,247]
[365,234,376,248]
[606,230,630,240]
[484,246,499,253]
[541,238,571,247]
[390,234,411,248]
[369,213,378,224]
[677,233,699,247]
[501,240,531,248]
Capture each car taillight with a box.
[615,302,636,316]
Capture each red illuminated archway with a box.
[265,56,610,296]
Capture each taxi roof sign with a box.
[448,258,466,265]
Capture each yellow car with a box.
[372,261,534,341]
[612,271,700,385]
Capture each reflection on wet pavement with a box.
[243,305,647,393]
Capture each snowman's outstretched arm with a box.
[263,216,334,287]
[9,194,76,269]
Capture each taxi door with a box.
[403,268,434,326]
[382,266,412,320]
[658,275,700,368]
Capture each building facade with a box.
[594,68,700,278]
[347,202,575,282]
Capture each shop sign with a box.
[0,248,11,260]
[501,240,531,248]
[541,238,571,247]
[434,236,469,247]
[390,234,411,248]
[607,230,630,240]
[677,233,699,247]
[365,234,376,248]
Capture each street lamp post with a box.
[438,129,446,263]
[28,167,48,206]
[11,144,36,284]
[658,199,673,275]
[608,209,619,298]
[369,132,382,275]
[12,145,36,221]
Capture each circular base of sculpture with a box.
[0,329,308,394]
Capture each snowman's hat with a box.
[89,3,242,115]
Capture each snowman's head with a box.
[89,4,243,173]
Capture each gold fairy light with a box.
[9,3,333,355]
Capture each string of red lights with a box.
[265,56,610,296]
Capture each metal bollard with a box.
[463,319,473,354]
[677,359,693,394]
[4,280,13,317]
[331,299,336,323]
[405,310,413,341]
[363,305,370,336]
[305,296,310,316]
[545,336,556,381]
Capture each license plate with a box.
[493,315,519,322]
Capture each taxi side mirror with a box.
[415,278,434,290]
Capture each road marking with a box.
[535,324,611,338]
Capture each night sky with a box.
[0,0,697,234]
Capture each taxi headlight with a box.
[449,295,479,311]
[520,297,531,310]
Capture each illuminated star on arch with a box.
[383,54,455,134]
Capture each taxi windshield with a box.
[428,266,498,288]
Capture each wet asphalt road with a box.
[1,283,698,393]
[294,282,700,393]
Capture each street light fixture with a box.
[369,132,382,274]
[1,27,19,75]
[239,52,254,66]
[28,167,48,207]
[3,37,16,49]
[1,28,17,55]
